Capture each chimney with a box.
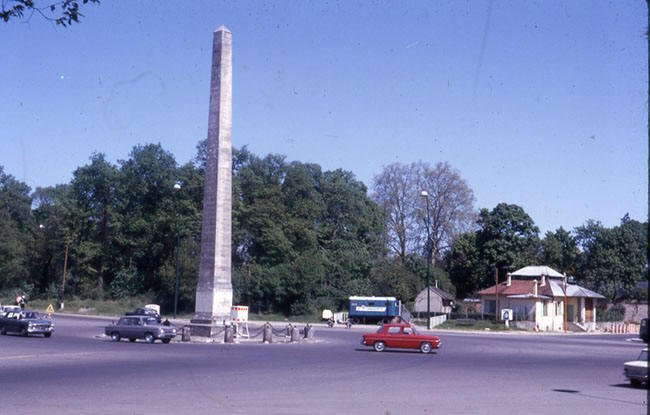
[533,279,538,296]
[506,273,512,287]
[541,274,546,287]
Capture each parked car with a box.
[623,348,648,387]
[125,307,162,322]
[640,318,648,343]
[0,310,54,337]
[1,305,21,315]
[105,315,176,343]
[361,322,441,353]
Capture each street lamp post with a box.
[421,190,432,330]
[173,182,181,319]
[562,272,567,334]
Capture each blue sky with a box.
[2,0,647,234]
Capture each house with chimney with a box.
[477,266,605,331]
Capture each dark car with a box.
[125,307,162,322]
[105,315,176,343]
[361,322,441,353]
[0,310,54,337]
[640,318,648,343]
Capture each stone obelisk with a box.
[190,26,233,337]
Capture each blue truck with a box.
[348,296,402,324]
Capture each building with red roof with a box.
[478,266,605,332]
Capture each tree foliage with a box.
[575,215,648,300]
[372,161,476,266]
[0,145,646,314]
[1,0,99,26]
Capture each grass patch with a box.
[435,319,523,331]
[2,297,325,323]
[13,297,156,317]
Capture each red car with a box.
[361,322,441,353]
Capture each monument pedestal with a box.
[189,318,228,338]
[189,283,233,338]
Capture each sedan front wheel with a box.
[373,341,386,352]
[111,332,121,342]
[420,342,432,354]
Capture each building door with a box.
[585,298,594,322]
[567,305,575,322]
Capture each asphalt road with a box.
[0,315,646,415]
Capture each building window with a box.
[484,300,495,314]
[555,302,563,315]
[543,301,548,317]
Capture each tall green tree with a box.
[445,232,480,298]
[0,166,33,291]
[116,144,179,297]
[31,184,80,296]
[474,203,540,288]
[575,215,648,300]
[71,153,119,297]
[539,226,578,274]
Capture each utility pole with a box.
[495,267,499,321]
[60,244,68,311]
[421,191,432,329]
[174,182,182,319]
[563,272,567,333]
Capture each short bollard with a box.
[290,325,300,342]
[182,326,191,342]
[263,323,273,343]
[303,324,313,339]
[224,324,234,343]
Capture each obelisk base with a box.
[188,320,229,338]
[189,283,233,338]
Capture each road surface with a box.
[0,314,646,414]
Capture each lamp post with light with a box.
[173,182,181,319]
[421,190,432,329]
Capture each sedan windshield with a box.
[639,351,648,361]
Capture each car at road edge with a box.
[623,348,648,387]
[105,315,177,344]
[0,310,54,337]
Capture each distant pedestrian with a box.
[16,295,25,310]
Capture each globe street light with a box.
[173,182,181,319]
[421,190,432,329]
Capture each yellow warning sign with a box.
[46,304,54,313]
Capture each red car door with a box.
[384,325,402,348]
[400,326,420,349]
